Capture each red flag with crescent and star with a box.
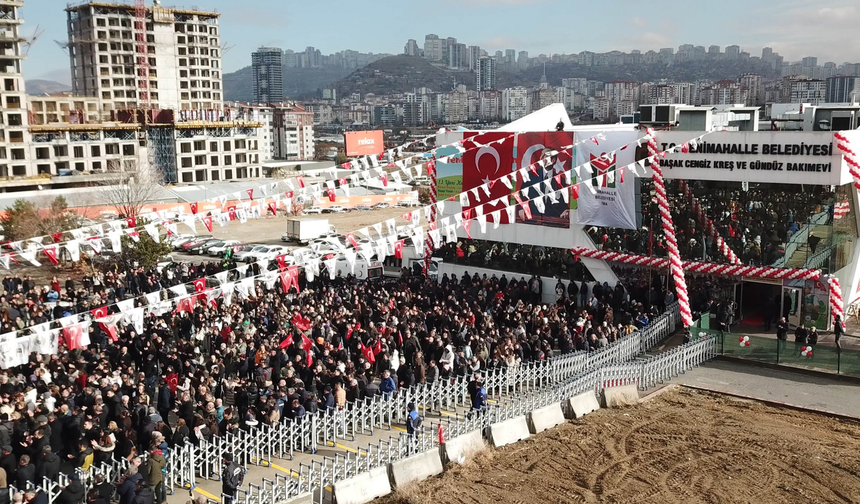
[461,132,514,224]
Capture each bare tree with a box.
[97,163,164,219]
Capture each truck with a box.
[333,258,383,281]
[282,218,336,244]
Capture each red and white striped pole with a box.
[828,276,844,322]
[834,132,860,191]
[678,180,742,265]
[648,133,693,327]
[425,157,437,277]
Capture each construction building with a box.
[65,0,224,112]
[226,102,315,161]
[0,0,265,192]
[251,46,283,103]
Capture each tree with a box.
[97,231,171,272]
[1,196,80,242]
[97,164,163,219]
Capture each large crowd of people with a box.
[0,245,682,504]
[591,181,840,269]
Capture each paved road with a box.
[670,359,860,418]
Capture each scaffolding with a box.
[147,125,176,184]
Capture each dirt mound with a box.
[376,389,860,504]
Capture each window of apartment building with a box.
[209,142,217,151]
[210,170,219,181]
[7,114,20,126]
[91,146,101,157]
[213,93,221,101]
[195,169,206,182]
[210,156,218,166]
[92,161,101,171]
[10,149,24,160]
[11,166,25,176]
[179,58,187,67]
[179,142,191,154]
[181,157,192,168]
[105,144,119,155]
[35,147,49,160]
[224,169,232,180]
[179,70,187,78]
[194,155,205,165]
[53,145,67,157]
[3,79,13,92]
[237,167,247,179]
[122,144,134,156]
[55,161,68,172]
[182,172,193,183]
[97,31,106,39]
[235,139,245,149]
[37,164,51,175]
[223,141,231,151]
[75,162,84,171]
[101,79,110,87]
[98,43,107,51]
[9,133,23,144]
[74,146,84,158]
[99,55,109,64]
[102,92,110,100]
[236,153,246,164]
[193,140,204,151]
[223,155,231,165]
[180,92,189,101]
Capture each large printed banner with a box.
[462,132,515,224]
[575,130,639,230]
[514,132,575,228]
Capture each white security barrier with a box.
[602,384,640,407]
[567,390,601,419]
[284,492,313,504]
[526,402,566,434]
[442,430,486,465]
[388,449,444,489]
[331,465,392,504]
[488,415,531,448]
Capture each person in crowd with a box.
[221,453,242,504]
[834,314,845,350]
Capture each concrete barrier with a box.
[388,449,444,489]
[442,430,485,465]
[527,402,566,434]
[567,390,601,419]
[602,384,640,408]
[488,415,530,448]
[284,493,313,504]
[332,465,392,504]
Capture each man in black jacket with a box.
[56,474,85,504]
[16,454,35,489]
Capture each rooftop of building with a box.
[65,0,220,18]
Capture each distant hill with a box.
[25,79,71,95]
[333,55,476,96]
[224,66,357,102]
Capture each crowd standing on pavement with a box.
[0,246,688,504]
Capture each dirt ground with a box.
[378,389,860,504]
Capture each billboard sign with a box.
[345,130,384,157]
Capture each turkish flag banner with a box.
[51,233,63,243]
[514,132,573,228]
[297,176,305,189]
[276,254,288,271]
[193,278,206,293]
[346,233,358,248]
[462,132,514,224]
[381,174,388,187]
[44,247,59,265]
[201,216,213,232]
[91,306,108,319]
[125,216,137,228]
[190,202,198,215]
[268,202,277,215]
[279,334,293,349]
[63,324,87,350]
[246,188,254,200]
[327,188,336,202]
[394,240,404,259]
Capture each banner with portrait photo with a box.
[575,130,639,230]
[514,132,575,228]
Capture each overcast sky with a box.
[24,0,860,84]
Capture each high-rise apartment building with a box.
[517,51,529,69]
[502,87,530,122]
[466,45,482,71]
[423,34,444,62]
[826,76,860,103]
[404,39,420,56]
[252,47,283,103]
[0,0,31,179]
[448,43,466,70]
[477,56,497,92]
[725,45,740,58]
[66,1,224,111]
[786,78,826,104]
[505,49,516,66]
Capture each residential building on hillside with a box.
[404,39,420,57]
[502,87,530,122]
[477,56,496,92]
[826,76,860,103]
[66,1,224,111]
[423,34,443,62]
[251,47,284,103]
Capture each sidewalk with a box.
[668,359,860,418]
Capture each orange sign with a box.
[345,130,384,157]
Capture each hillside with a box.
[333,55,475,96]
[224,66,356,101]
[25,79,71,95]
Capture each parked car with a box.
[372,202,390,209]
[304,206,324,214]
[354,205,372,212]
[179,236,213,252]
[233,245,266,262]
[245,245,290,263]
[187,238,221,254]
[411,176,431,186]
[207,240,243,256]
[323,205,348,214]
[170,235,197,250]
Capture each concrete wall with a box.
[331,465,392,504]
[488,415,531,448]
[389,450,444,489]
[527,402,566,434]
[442,430,486,465]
